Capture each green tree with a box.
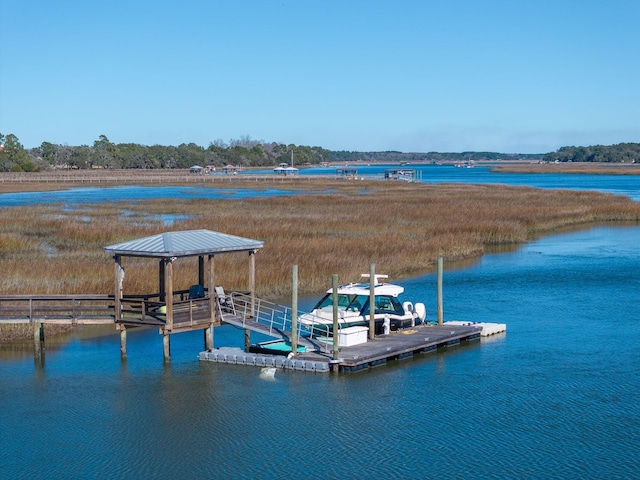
[0,133,34,172]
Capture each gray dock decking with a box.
[200,323,485,373]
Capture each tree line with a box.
[331,150,543,163]
[0,134,332,172]
[1,132,638,172]
[542,143,640,163]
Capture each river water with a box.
[1,168,639,479]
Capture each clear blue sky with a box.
[1,0,638,153]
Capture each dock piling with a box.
[437,256,444,325]
[369,263,375,340]
[332,274,339,372]
[291,265,298,356]
[120,326,127,360]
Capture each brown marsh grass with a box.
[1,179,639,304]
[491,162,640,175]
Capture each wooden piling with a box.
[33,321,43,360]
[291,265,298,356]
[163,333,170,361]
[369,263,375,340]
[332,274,339,372]
[437,256,444,325]
[120,326,127,360]
[204,325,213,351]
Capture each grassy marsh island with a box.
[490,162,640,175]
[1,176,640,340]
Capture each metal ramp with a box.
[217,292,329,352]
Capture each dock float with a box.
[199,322,504,373]
[444,321,507,336]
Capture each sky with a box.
[1,0,639,153]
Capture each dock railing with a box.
[220,292,334,353]
[0,294,115,324]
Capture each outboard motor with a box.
[414,303,427,324]
[403,302,415,326]
[403,301,414,315]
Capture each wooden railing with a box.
[0,294,115,324]
[0,291,210,329]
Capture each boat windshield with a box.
[313,293,405,316]
[314,294,367,312]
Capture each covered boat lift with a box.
[104,229,263,361]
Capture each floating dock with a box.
[199,322,506,373]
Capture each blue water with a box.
[1,166,639,206]
[0,185,309,207]
[1,172,640,479]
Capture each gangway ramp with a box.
[218,292,327,352]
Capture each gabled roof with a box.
[104,229,264,258]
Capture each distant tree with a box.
[92,134,120,168]
[0,133,34,171]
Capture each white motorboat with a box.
[298,274,427,337]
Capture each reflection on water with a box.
[1,225,639,478]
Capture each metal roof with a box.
[104,229,264,258]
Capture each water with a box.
[1,166,639,206]
[0,185,309,207]
[1,172,640,478]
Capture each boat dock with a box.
[199,321,505,373]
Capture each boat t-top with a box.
[299,274,426,337]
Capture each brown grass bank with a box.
[2,180,640,341]
[1,180,639,303]
[491,163,640,175]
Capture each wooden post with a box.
[332,274,339,372]
[205,254,215,351]
[33,321,43,360]
[245,250,256,352]
[165,258,174,331]
[208,254,216,323]
[369,263,375,339]
[163,333,170,362]
[113,255,123,321]
[437,256,444,325]
[291,265,298,355]
[159,259,165,302]
[120,325,127,360]
[198,255,205,286]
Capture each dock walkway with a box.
[200,323,493,373]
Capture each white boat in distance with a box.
[299,274,427,337]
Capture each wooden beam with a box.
[113,255,123,321]
[207,254,215,349]
[198,255,205,287]
[165,258,174,331]
[159,259,165,302]
[245,250,256,351]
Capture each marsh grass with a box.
[1,180,638,305]
[491,163,640,175]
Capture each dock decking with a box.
[199,322,502,373]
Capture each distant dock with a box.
[199,322,505,373]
